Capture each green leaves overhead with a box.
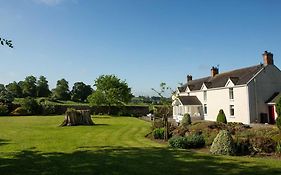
[0,37,13,48]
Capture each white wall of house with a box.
[184,86,250,124]
[247,65,281,123]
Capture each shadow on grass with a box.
[0,139,9,146]
[0,147,280,175]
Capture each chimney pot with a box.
[187,75,192,82]
[211,66,219,77]
[263,51,274,65]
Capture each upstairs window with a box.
[204,91,207,101]
[229,88,234,100]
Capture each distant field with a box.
[0,116,281,175]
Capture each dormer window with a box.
[229,88,234,100]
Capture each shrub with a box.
[185,134,205,148]
[210,130,235,155]
[249,137,276,153]
[180,113,191,126]
[276,116,281,131]
[0,104,8,116]
[153,128,164,139]
[41,104,56,115]
[235,137,252,155]
[20,97,40,115]
[168,136,188,149]
[276,142,281,154]
[11,107,28,116]
[216,109,227,124]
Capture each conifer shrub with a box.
[180,113,191,126]
[168,136,188,149]
[210,130,235,155]
[216,109,227,124]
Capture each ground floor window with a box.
[230,105,234,116]
[204,104,207,115]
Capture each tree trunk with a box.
[60,109,94,126]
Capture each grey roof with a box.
[178,96,202,105]
[266,92,281,104]
[179,64,264,92]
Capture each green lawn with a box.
[0,116,281,175]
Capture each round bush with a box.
[168,136,188,149]
[186,134,205,148]
[153,128,164,139]
[0,104,8,116]
[180,113,191,126]
[216,109,227,124]
[210,130,235,155]
[276,116,281,131]
[20,97,40,115]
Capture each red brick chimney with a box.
[263,51,274,65]
[187,75,192,82]
[211,66,219,77]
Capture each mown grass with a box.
[0,116,281,175]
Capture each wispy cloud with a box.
[33,0,65,6]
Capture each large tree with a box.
[0,84,14,104]
[37,76,51,97]
[22,76,37,97]
[71,82,93,102]
[6,81,23,98]
[87,75,133,112]
[52,78,70,100]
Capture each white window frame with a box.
[203,91,207,101]
[230,105,234,117]
[229,88,234,100]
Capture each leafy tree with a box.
[22,76,37,97]
[6,81,23,98]
[0,37,13,48]
[87,75,133,113]
[52,78,70,100]
[20,97,40,115]
[37,76,51,97]
[71,82,93,102]
[276,97,281,130]
[0,84,14,103]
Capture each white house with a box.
[173,51,281,124]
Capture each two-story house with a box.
[172,51,281,124]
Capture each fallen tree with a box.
[60,108,94,126]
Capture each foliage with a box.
[40,103,56,115]
[276,116,281,131]
[20,97,40,115]
[37,76,51,97]
[0,104,9,116]
[153,127,165,139]
[52,79,71,100]
[168,136,188,149]
[0,84,14,103]
[249,137,276,153]
[22,76,37,97]
[216,109,227,124]
[71,82,93,102]
[185,134,205,148]
[276,142,281,154]
[180,113,191,126]
[6,81,23,98]
[276,97,281,117]
[0,37,13,48]
[88,75,133,111]
[11,107,28,116]
[210,130,235,155]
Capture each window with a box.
[204,91,207,101]
[229,88,234,100]
[204,104,207,115]
[230,105,234,116]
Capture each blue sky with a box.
[1,0,281,96]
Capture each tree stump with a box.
[60,109,94,126]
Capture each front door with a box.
[268,106,275,124]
